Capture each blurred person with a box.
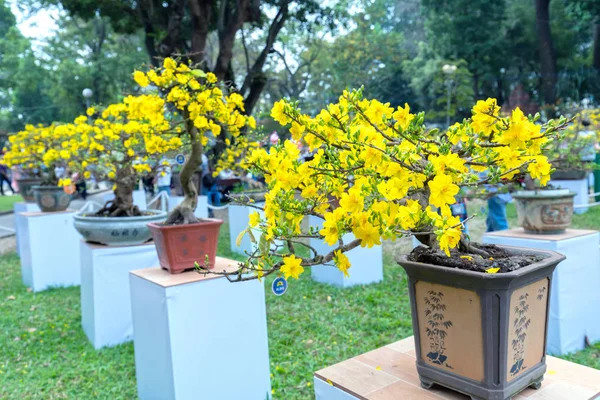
[156,161,172,196]
[0,161,15,195]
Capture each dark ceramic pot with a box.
[17,178,43,202]
[148,218,223,274]
[32,186,72,212]
[398,246,565,400]
[512,190,576,234]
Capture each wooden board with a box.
[130,256,242,288]
[315,336,600,399]
[484,228,597,242]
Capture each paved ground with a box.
[0,190,111,239]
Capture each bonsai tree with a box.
[4,123,81,187]
[132,58,257,225]
[69,97,182,217]
[206,91,571,282]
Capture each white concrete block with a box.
[129,259,271,400]
[483,228,600,355]
[314,377,358,400]
[549,179,588,214]
[308,216,383,288]
[20,211,81,292]
[14,202,40,256]
[80,241,159,349]
[169,195,208,219]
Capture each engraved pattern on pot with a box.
[540,202,573,225]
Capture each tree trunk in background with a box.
[535,0,557,104]
[593,24,600,72]
[189,0,212,66]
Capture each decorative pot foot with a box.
[529,377,543,390]
[420,378,434,390]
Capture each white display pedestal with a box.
[103,190,147,210]
[14,202,40,256]
[20,211,81,292]
[549,179,588,214]
[228,203,267,256]
[129,257,271,400]
[308,216,383,288]
[80,241,159,349]
[169,195,208,219]
[483,228,600,355]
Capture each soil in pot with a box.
[409,244,546,273]
[148,218,223,274]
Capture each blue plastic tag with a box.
[272,276,288,296]
[175,154,185,165]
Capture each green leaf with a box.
[191,69,206,78]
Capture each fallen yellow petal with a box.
[376,366,382,371]
[460,255,473,261]
[547,370,556,375]
[486,267,500,274]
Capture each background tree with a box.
[34,0,345,116]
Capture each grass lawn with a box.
[1,212,599,399]
[0,223,412,399]
[0,195,23,212]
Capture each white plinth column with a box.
[308,216,383,288]
[483,228,600,355]
[14,202,40,256]
[129,257,271,400]
[20,211,81,292]
[80,241,159,349]
[168,195,208,219]
[549,179,588,214]
[228,203,266,256]
[104,190,148,210]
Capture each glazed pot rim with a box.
[511,189,576,199]
[31,185,63,190]
[397,245,565,280]
[74,209,168,221]
[148,218,224,230]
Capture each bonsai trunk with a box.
[95,167,141,217]
[164,119,202,225]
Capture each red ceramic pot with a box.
[148,219,224,274]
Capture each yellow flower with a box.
[339,188,364,214]
[86,107,95,116]
[333,250,351,277]
[271,100,290,125]
[428,174,459,208]
[249,212,260,228]
[392,103,415,131]
[354,222,381,248]
[107,171,116,180]
[281,255,304,280]
[133,71,149,87]
[438,227,461,256]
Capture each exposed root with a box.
[459,236,491,258]
[94,200,141,217]
[164,204,200,225]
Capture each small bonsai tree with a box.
[207,91,571,282]
[132,58,257,225]
[69,96,182,217]
[4,123,80,187]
